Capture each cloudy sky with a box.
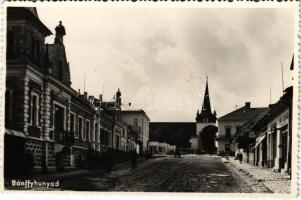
[38,6,295,122]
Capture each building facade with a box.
[216,102,267,155]
[252,87,292,174]
[4,7,139,176]
[148,142,176,156]
[121,110,150,153]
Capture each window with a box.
[7,31,14,59]
[116,135,120,150]
[93,123,98,143]
[70,113,75,133]
[5,90,12,125]
[225,127,231,138]
[123,129,126,137]
[133,118,138,127]
[54,104,65,131]
[36,41,40,62]
[85,120,90,141]
[31,93,39,126]
[78,117,83,139]
[31,37,36,59]
[58,60,64,81]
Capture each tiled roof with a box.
[218,106,267,122]
[235,108,269,135]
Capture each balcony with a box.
[54,130,75,146]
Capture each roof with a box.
[121,109,150,121]
[252,86,293,131]
[47,43,71,86]
[149,122,196,148]
[235,108,269,135]
[7,7,52,36]
[218,105,267,122]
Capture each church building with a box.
[190,77,217,151]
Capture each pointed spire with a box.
[196,75,216,123]
[201,75,212,114]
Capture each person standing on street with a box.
[129,150,138,169]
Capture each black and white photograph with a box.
[2,2,299,196]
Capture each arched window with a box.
[31,37,36,59]
[36,41,40,62]
[58,60,64,81]
[7,31,14,59]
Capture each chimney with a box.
[84,92,88,99]
[88,95,94,101]
[245,102,251,108]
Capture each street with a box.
[57,155,253,192]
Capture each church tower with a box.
[196,76,216,125]
[195,76,217,149]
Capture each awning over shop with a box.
[253,134,266,149]
[5,128,27,138]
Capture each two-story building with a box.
[121,110,150,154]
[216,102,267,155]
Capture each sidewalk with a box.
[32,156,148,182]
[226,157,291,193]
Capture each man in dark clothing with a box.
[238,152,243,164]
[129,150,138,169]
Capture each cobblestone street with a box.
[226,157,291,193]
[50,155,253,192]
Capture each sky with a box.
[37,6,295,122]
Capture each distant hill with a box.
[149,122,196,148]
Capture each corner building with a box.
[5,7,137,175]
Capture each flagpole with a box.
[281,61,284,94]
[270,88,272,104]
[84,71,86,93]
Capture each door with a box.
[262,137,267,167]
[54,105,65,141]
[281,132,287,169]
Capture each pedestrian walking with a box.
[238,152,243,164]
[129,150,138,169]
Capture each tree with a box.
[199,125,218,154]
